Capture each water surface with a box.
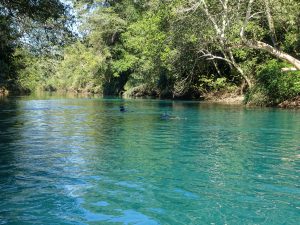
[0,95,299,224]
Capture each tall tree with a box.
[178,0,300,88]
[0,0,71,91]
[240,0,300,70]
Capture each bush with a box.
[246,60,300,106]
[198,76,237,93]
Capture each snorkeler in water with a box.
[160,112,170,120]
[160,112,187,120]
[120,106,126,112]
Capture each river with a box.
[0,95,299,224]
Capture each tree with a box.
[177,0,253,88]
[240,0,300,70]
[177,0,300,89]
[0,0,71,91]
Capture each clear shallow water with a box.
[0,95,299,225]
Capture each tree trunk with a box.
[245,40,300,70]
[227,50,252,88]
[264,0,277,47]
[241,0,300,70]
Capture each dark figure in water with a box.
[120,106,126,112]
[160,113,186,120]
[160,112,170,120]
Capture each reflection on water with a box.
[0,95,300,224]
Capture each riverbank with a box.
[201,91,244,105]
[278,96,300,108]
[2,89,300,109]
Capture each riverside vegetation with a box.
[1,0,300,106]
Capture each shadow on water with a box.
[0,97,25,223]
[0,97,21,168]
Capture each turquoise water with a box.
[0,96,299,225]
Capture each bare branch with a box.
[240,0,255,39]
[246,40,300,70]
[177,1,201,14]
[281,68,299,72]
[264,0,277,47]
[199,51,234,65]
[249,11,263,20]
[221,0,229,40]
[202,0,222,37]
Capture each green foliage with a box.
[0,15,17,90]
[15,48,46,92]
[16,50,59,92]
[16,42,107,94]
[198,76,237,93]
[49,42,105,93]
[2,0,300,106]
[121,11,171,82]
[0,0,71,93]
[246,60,300,105]
[0,0,66,21]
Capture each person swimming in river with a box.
[160,112,187,120]
[120,106,126,112]
[160,112,170,120]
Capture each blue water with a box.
[0,95,300,224]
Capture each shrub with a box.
[246,60,300,106]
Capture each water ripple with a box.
[0,97,299,224]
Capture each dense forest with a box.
[1,0,300,106]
